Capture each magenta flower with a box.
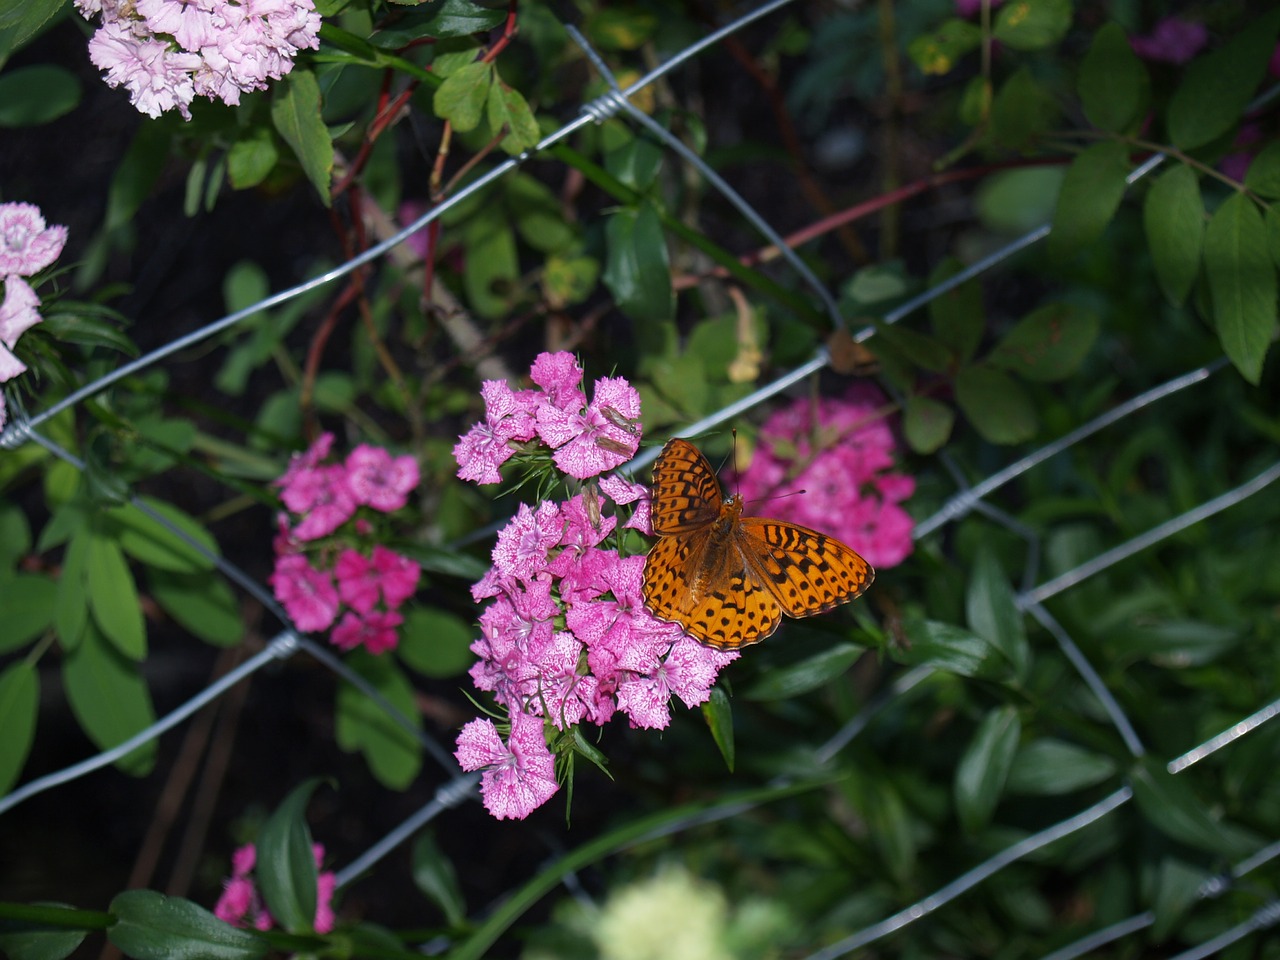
[1130,17,1208,65]
[369,545,420,608]
[491,501,563,582]
[334,549,379,615]
[0,204,68,277]
[331,610,403,654]
[0,277,42,382]
[455,712,559,820]
[270,553,340,631]
[528,350,587,411]
[536,376,643,479]
[454,380,539,484]
[282,465,357,541]
[346,444,418,512]
[617,637,735,729]
[214,842,336,934]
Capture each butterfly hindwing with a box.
[649,438,723,535]
[739,517,874,618]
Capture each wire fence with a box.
[2,0,1278,956]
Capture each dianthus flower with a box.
[733,385,916,568]
[78,0,321,119]
[0,203,69,277]
[214,842,336,934]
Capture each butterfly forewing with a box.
[649,438,723,535]
[740,517,874,617]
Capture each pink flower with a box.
[491,501,563,582]
[528,351,586,411]
[617,637,736,730]
[0,204,68,277]
[536,376,642,479]
[0,277,42,382]
[278,433,334,489]
[1130,17,1208,65]
[334,549,379,614]
[369,545,420,608]
[282,465,357,541]
[331,609,403,654]
[455,712,559,820]
[270,553,340,631]
[88,18,201,119]
[345,444,418,512]
[454,380,540,484]
[214,842,336,933]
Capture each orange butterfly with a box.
[642,438,874,649]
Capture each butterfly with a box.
[642,437,874,649]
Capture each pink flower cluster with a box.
[214,842,336,933]
[452,352,737,820]
[733,386,916,568]
[0,203,68,430]
[1129,17,1208,65]
[76,0,321,120]
[270,434,421,654]
[453,350,643,483]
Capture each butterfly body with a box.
[643,438,874,649]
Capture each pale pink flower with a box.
[88,19,201,119]
[0,204,68,277]
[346,444,418,511]
[0,277,42,382]
[535,376,642,479]
[270,553,339,631]
[454,379,539,484]
[617,637,736,730]
[455,712,559,820]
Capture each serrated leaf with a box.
[433,60,490,132]
[270,69,333,205]
[1144,164,1204,307]
[966,545,1029,680]
[62,621,156,776]
[1078,23,1148,133]
[1204,191,1277,384]
[411,831,467,927]
[701,685,734,772]
[1048,141,1132,261]
[0,573,57,653]
[994,0,1072,51]
[107,498,218,573]
[397,606,474,678]
[108,891,265,960]
[602,203,674,325]
[741,642,863,701]
[1168,9,1280,150]
[0,662,38,795]
[335,652,422,790]
[987,303,1099,382]
[1006,739,1117,795]
[486,81,540,155]
[955,706,1021,834]
[87,534,146,660]
[149,570,243,647]
[257,780,322,934]
[955,365,1037,444]
[903,395,954,454]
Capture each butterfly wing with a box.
[643,526,783,649]
[739,517,874,618]
[650,438,723,535]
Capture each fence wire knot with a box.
[0,396,32,450]
[580,89,630,125]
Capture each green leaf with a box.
[990,67,1058,152]
[954,706,1021,834]
[994,0,1072,50]
[86,534,146,661]
[860,777,916,883]
[271,69,333,205]
[227,129,279,190]
[149,570,243,648]
[506,173,576,253]
[411,831,467,927]
[0,573,57,654]
[0,500,32,569]
[928,258,984,361]
[335,652,422,790]
[903,395,955,454]
[0,0,67,65]
[256,780,322,935]
[55,527,90,652]
[1006,739,1117,795]
[1150,857,1209,941]
[1204,191,1277,384]
[1077,23,1148,133]
[433,61,491,132]
[602,203,674,324]
[740,642,863,701]
[1129,757,1247,857]
[397,606,474,678]
[0,902,88,960]
[1143,164,1204,307]
[701,685,734,772]
[62,621,157,776]
[1122,620,1240,667]
[0,661,38,796]
[36,311,137,356]
[1244,141,1280,198]
[108,891,265,960]
[1167,9,1280,150]
[987,303,1099,382]
[1048,141,1132,261]
[872,321,952,372]
[107,498,218,573]
[976,168,1063,235]
[897,619,1006,678]
[966,545,1030,680]
[605,129,665,193]
[543,254,600,308]
[462,212,519,318]
[419,0,507,38]
[0,65,79,127]
[907,17,980,75]
[955,365,1037,444]
[105,123,170,232]
[486,81,540,155]
[1268,205,1280,271]
[584,7,658,50]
